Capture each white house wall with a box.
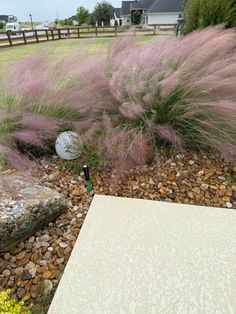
[122,15,132,25]
[148,13,180,25]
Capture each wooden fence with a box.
[0,25,176,49]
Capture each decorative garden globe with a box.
[55,131,82,160]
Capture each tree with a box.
[77,6,90,25]
[89,13,96,25]
[58,18,73,26]
[183,0,236,34]
[132,10,142,24]
[93,1,113,24]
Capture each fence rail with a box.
[0,25,176,49]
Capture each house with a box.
[0,15,17,25]
[70,15,79,26]
[119,0,183,26]
[142,0,183,26]
[110,8,123,26]
[120,1,137,25]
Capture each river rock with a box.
[0,172,67,251]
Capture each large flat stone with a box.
[49,195,236,314]
[0,172,67,251]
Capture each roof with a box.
[0,15,9,21]
[147,0,184,13]
[131,0,154,10]
[70,15,77,21]
[121,0,184,16]
[121,1,138,15]
[114,8,121,18]
[0,15,17,22]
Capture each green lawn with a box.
[0,36,154,66]
[0,38,112,65]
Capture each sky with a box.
[1,0,121,22]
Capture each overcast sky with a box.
[1,0,121,22]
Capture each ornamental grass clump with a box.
[74,27,236,166]
[0,27,236,172]
[0,51,82,170]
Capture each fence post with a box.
[115,26,117,37]
[6,31,13,47]
[67,28,70,37]
[58,29,62,39]
[51,29,55,40]
[34,30,39,43]
[45,29,49,41]
[78,28,80,38]
[154,25,157,35]
[95,27,98,37]
[22,30,27,45]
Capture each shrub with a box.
[183,0,236,34]
[0,289,30,314]
[1,27,236,173]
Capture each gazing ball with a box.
[55,131,82,160]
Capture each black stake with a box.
[83,165,91,192]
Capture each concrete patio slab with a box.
[48,195,236,314]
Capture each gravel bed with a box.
[0,149,235,312]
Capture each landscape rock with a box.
[2,269,11,277]
[44,279,53,295]
[0,173,67,251]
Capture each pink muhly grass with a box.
[20,115,59,139]
[0,146,33,171]
[96,128,152,173]
[7,52,52,100]
[155,125,183,149]
[2,26,236,172]
[119,103,145,119]
[11,130,46,149]
[159,74,179,97]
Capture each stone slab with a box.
[0,172,67,251]
[48,195,236,314]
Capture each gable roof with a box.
[121,0,184,16]
[121,1,138,15]
[147,0,184,13]
[114,8,121,18]
[131,0,154,10]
